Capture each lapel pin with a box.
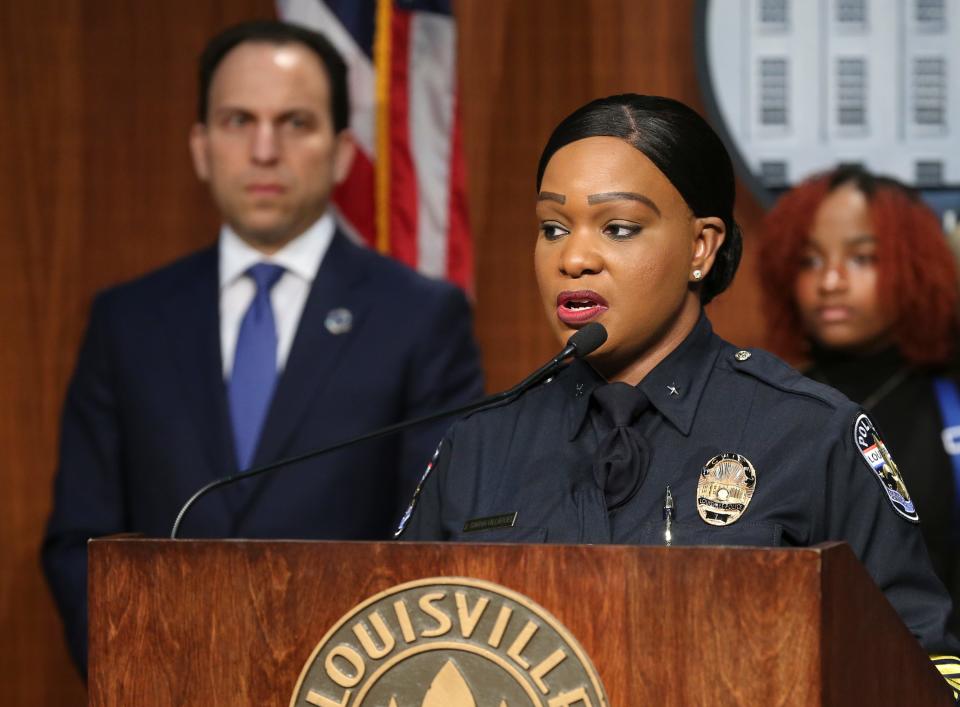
[667,382,680,397]
[324,308,353,335]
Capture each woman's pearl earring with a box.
[692,269,703,281]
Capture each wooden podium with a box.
[88,538,952,706]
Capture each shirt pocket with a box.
[449,525,548,544]
[635,520,783,547]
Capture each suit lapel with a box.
[252,231,370,468]
[157,246,241,523]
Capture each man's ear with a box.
[332,129,357,185]
[690,216,727,279]
[189,123,211,182]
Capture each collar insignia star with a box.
[667,383,681,397]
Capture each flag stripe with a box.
[332,148,377,246]
[445,91,472,290]
[410,11,455,279]
[387,7,419,267]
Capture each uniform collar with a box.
[562,312,721,440]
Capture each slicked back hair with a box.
[536,94,743,305]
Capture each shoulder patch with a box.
[853,413,919,523]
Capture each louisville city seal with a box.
[290,577,608,707]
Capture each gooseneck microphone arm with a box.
[169,322,607,539]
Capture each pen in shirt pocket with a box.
[663,485,675,546]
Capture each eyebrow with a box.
[804,234,877,251]
[537,191,566,204]
[212,106,318,119]
[807,234,876,248]
[587,191,661,215]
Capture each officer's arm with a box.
[41,294,127,678]
[395,284,483,522]
[825,406,960,698]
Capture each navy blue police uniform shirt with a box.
[400,313,959,655]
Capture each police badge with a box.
[697,453,757,526]
[853,414,919,523]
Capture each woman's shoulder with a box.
[714,340,855,413]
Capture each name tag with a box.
[462,512,518,533]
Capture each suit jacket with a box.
[41,230,484,675]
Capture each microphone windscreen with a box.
[568,322,607,358]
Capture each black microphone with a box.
[169,322,607,538]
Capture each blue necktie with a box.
[228,263,285,470]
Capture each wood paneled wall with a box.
[0,1,765,702]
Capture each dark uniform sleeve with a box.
[824,405,960,696]
[825,405,956,650]
[395,286,483,526]
[41,295,126,678]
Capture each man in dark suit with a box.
[42,20,484,676]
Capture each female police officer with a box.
[398,94,960,686]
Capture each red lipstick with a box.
[556,290,609,325]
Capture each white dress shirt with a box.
[219,214,335,378]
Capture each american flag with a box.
[278,0,473,292]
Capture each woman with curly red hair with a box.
[759,165,960,624]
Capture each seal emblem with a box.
[853,413,919,523]
[290,577,608,707]
[324,308,353,335]
[697,452,757,526]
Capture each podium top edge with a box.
[88,536,848,554]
